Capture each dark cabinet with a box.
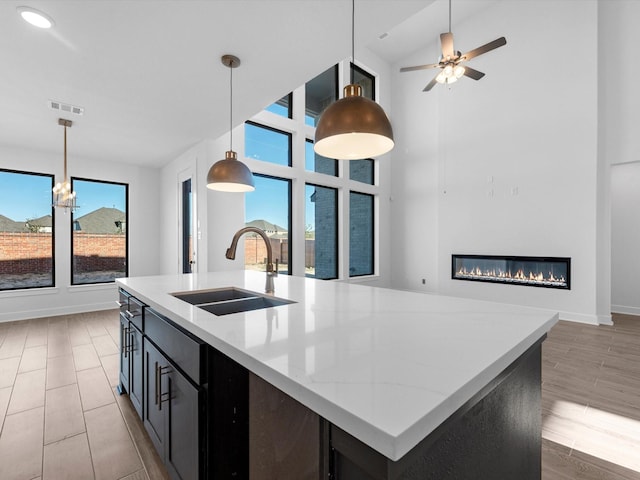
[118,313,130,392]
[143,339,201,480]
[118,290,144,419]
[143,308,206,480]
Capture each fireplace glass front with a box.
[452,255,570,289]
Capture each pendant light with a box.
[207,55,255,192]
[52,118,78,212]
[314,0,394,160]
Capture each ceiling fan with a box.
[400,0,506,92]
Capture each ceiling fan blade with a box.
[400,63,440,73]
[463,66,485,80]
[423,74,440,92]
[440,32,454,59]
[461,37,506,61]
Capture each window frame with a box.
[265,93,293,119]
[348,190,375,277]
[243,60,383,281]
[244,120,293,167]
[0,168,55,291]
[305,182,339,280]
[70,177,129,286]
[244,173,293,276]
[350,62,376,101]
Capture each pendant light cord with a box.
[63,125,67,180]
[229,58,233,151]
[351,0,355,84]
[448,0,452,33]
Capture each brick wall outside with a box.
[0,232,125,274]
[73,233,126,272]
[0,232,52,274]
[244,237,289,267]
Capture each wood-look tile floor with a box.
[1,310,639,479]
[542,314,640,479]
[0,309,168,480]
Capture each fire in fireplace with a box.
[451,255,570,289]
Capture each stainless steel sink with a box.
[173,287,256,305]
[172,287,295,316]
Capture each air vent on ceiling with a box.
[48,100,84,116]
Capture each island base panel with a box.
[249,372,323,480]
[331,338,544,480]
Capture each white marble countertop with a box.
[116,271,558,461]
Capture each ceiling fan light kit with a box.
[314,0,394,160]
[400,0,506,92]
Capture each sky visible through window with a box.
[0,171,125,221]
[0,171,51,221]
[244,125,319,229]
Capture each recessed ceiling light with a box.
[17,6,55,29]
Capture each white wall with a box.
[390,0,606,323]
[611,163,640,314]
[0,145,161,322]
[600,0,640,316]
[159,135,246,275]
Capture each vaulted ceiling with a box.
[0,0,496,168]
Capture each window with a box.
[243,61,380,280]
[244,122,292,166]
[351,63,375,100]
[265,93,292,118]
[305,139,337,176]
[305,184,338,279]
[305,65,338,127]
[349,192,374,276]
[244,174,291,275]
[0,169,54,290]
[349,159,374,185]
[71,178,128,284]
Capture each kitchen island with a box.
[117,270,557,479]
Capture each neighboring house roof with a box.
[245,219,288,234]
[27,215,52,228]
[0,214,27,232]
[74,207,125,234]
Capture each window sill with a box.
[67,283,118,293]
[346,275,380,284]
[0,287,60,298]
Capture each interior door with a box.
[178,169,197,274]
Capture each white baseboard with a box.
[558,311,615,325]
[611,304,640,316]
[0,301,117,323]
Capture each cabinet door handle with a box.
[158,365,172,411]
[154,361,160,406]
[122,327,131,357]
[116,300,126,308]
[127,332,135,354]
[125,310,135,319]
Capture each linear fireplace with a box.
[452,255,571,290]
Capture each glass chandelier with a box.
[52,118,78,212]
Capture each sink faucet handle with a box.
[274,259,278,277]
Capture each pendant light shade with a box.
[313,0,394,160]
[314,84,394,160]
[207,55,255,192]
[206,150,254,192]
